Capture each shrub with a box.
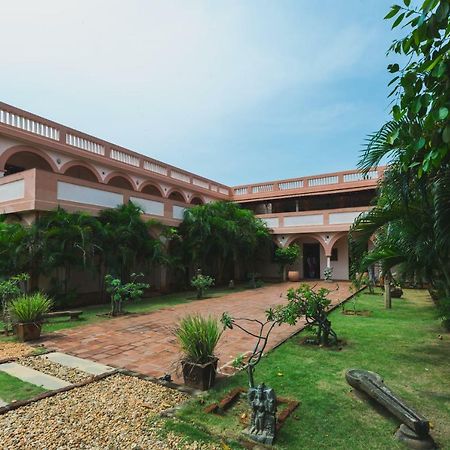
[323,267,333,281]
[10,293,53,324]
[274,245,301,281]
[0,273,29,334]
[175,314,221,364]
[105,273,149,316]
[191,273,215,299]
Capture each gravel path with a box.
[0,374,215,449]
[0,342,33,360]
[17,355,92,384]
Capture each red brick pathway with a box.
[41,282,351,380]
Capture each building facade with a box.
[0,101,380,288]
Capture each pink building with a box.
[0,101,380,290]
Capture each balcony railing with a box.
[0,102,230,197]
[233,168,383,198]
[256,207,370,231]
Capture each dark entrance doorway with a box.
[303,243,320,279]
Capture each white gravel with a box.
[17,355,92,384]
[0,374,216,449]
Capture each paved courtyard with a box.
[41,282,351,381]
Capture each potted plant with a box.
[176,314,222,390]
[10,293,53,341]
[323,266,333,282]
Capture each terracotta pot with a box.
[288,271,300,282]
[15,322,42,342]
[182,357,218,390]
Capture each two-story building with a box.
[0,101,380,291]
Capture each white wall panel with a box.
[284,214,323,227]
[0,179,24,202]
[130,196,164,216]
[57,182,123,208]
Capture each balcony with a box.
[233,168,384,202]
[256,206,370,234]
[0,169,188,225]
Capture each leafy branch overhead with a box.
[362,0,450,176]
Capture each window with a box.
[331,248,338,261]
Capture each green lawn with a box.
[0,372,47,403]
[165,289,450,450]
[0,284,250,337]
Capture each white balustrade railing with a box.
[66,133,105,155]
[143,161,168,176]
[252,184,273,194]
[308,175,339,187]
[279,180,304,190]
[193,178,209,189]
[0,109,60,141]
[343,170,378,182]
[171,170,191,183]
[234,187,248,195]
[111,149,140,167]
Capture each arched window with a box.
[64,165,98,183]
[141,184,163,197]
[107,175,134,190]
[190,197,204,205]
[5,151,53,175]
[168,191,185,202]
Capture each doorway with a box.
[303,243,320,279]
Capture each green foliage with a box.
[175,314,222,364]
[268,284,337,345]
[363,0,450,176]
[274,244,301,281]
[323,266,333,281]
[104,273,149,316]
[0,273,29,333]
[178,201,270,283]
[352,1,450,320]
[9,293,53,324]
[190,273,215,299]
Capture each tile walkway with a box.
[40,281,351,381]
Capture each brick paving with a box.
[40,281,351,381]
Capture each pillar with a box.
[384,272,391,309]
[326,255,331,268]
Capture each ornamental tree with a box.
[274,244,301,281]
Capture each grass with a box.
[166,289,450,450]
[0,372,47,403]
[0,284,252,337]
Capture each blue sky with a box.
[2,0,398,185]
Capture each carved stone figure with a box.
[246,383,277,445]
[346,369,436,449]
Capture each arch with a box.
[61,161,101,183]
[190,196,204,205]
[328,232,348,255]
[1,145,58,174]
[140,182,163,197]
[104,172,135,191]
[167,190,186,203]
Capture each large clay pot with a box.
[288,271,300,282]
[182,357,218,390]
[15,322,42,342]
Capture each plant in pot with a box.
[190,271,215,299]
[175,314,222,390]
[10,293,53,342]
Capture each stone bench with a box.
[43,310,83,321]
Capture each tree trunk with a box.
[384,272,392,309]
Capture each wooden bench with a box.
[43,310,83,321]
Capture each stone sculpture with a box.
[346,369,435,449]
[246,383,277,445]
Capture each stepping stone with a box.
[42,352,115,376]
[0,398,7,407]
[0,362,71,390]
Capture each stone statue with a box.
[346,369,436,449]
[247,383,277,445]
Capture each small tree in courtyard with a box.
[191,270,215,299]
[268,284,338,346]
[105,273,149,316]
[274,244,301,281]
[0,273,29,335]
